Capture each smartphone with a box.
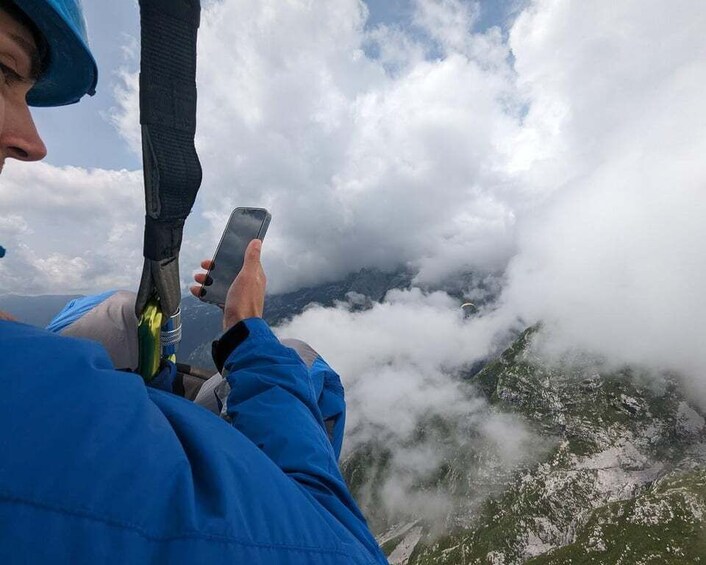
[199,207,271,306]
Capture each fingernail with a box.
[205,275,213,286]
[199,287,207,297]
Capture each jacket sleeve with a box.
[215,317,386,563]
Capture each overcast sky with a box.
[27,0,513,171]
[1,0,705,393]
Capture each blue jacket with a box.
[0,318,387,564]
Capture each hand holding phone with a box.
[195,207,271,307]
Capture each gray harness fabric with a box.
[193,338,321,416]
[60,291,139,371]
[281,338,319,369]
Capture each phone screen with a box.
[200,207,271,306]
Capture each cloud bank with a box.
[498,0,706,387]
[0,163,143,294]
[276,288,544,524]
[108,0,526,293]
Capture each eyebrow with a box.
[9,32,42,81]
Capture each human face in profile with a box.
[0,5,47,174]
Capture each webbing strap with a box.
[135,0,202,319]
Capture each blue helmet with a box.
[12,0,97,106]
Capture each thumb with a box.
[242,239,262,271]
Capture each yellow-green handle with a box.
[137,299,163,381]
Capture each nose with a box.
[1,96,47,162]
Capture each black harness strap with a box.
[135,0,202,319]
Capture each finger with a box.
[189,285,202,298]
[193,273,213,286]
[201,259,214,270]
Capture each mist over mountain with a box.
[181,266,502,371]
[181,270,706,563]
[362,329,706,563]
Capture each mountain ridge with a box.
[359,328,706,564]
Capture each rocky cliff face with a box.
[350,329,706,564]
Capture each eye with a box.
[0,62,24,85]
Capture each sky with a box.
[1,0,526,295]
[26,0,515,171]
[2,0,705,525]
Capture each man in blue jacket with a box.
[0,1,387,563]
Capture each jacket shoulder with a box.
[0,322,380,564]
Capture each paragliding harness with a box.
[134,0,202,383]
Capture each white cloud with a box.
[110,68,141,155]
[108,0,524,294]
[412,0,479,55]
[0,162,143,294]
[275,288,541,521]
[8,0,526,296]
[494,0,706,386]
